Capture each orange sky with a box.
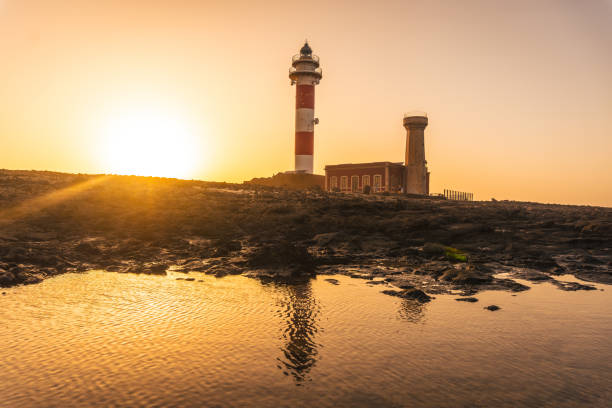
[1,0,611,206]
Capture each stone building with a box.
[324,162,405,193]
[324,114,430,194]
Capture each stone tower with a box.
[403,114,429,195]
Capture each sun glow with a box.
[102,108,202,179]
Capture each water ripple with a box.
[0,271,611,407]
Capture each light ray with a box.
[0,175,110,226]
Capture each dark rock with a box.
[74,241,101,256]
[149,266,168,275]
[551,280,597,291]
[15,270,43,285]
[498,279,531,292]
[227,266,243,275]
[484,305,501,311]
[312,232,343,247]
[455,297,478,302]
[382,288,432,303]
[366,280,387,285]
[513,269,552,282]
[184,277,196,281]
[247,242,316,277]
[0,269,16,287]
[142,264,167,275]
[440,265,492,285]
[422,243,446,257]
[212,239,242,257]
[349,273,374,280]
[324,278,340,285]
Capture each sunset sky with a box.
[1,0,610,206]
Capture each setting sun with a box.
[101,108,202,179]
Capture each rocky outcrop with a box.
[0,170,609,297]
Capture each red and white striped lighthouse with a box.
[289,41,322,174]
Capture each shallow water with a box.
[1,271,611,408]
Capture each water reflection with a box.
[398,299,426,323]
[273,281,321,384]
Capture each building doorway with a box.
[351,176,359,192]
[373,175,382,192]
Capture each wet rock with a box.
[313,232,345,247]
[484,305,501,311]
[140,263,167,275]
[74,241,101,256]
[446,223,493,239]
[247,242,316,278]
[422,243,446,258]
[128,264,168,275]
[455,297,478,302]
[13,268,44,285]
[458,288,478,296]
[324,278,340,285]
[0,269,16,287]
[173,259,208,272]
[349,273,374,280]
[551,280,597,291]
[497,279,531,292]
[382,288,431,303]
[511,268,552,282]
[203,264,234,277]
[226,266,243,275]
[366,280,388,285]
[440,264,492,285]
[212,239,242,257]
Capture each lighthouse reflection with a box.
[266,277,426,384]
[272,280,321,384]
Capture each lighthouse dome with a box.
[300,42,312,56]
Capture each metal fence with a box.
[443,189,473,201]
[292,54,320,64]
[289,67,322,76]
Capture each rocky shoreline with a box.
[1,170,610,301]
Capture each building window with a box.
[362,175,370,187]
[351,176,359,192]
[340,176,348,191]
[330,176,338,190]
[373,174,382,192]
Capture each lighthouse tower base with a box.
[295,155,314,174]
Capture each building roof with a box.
[324,161,405,170]
[300,41,312,56]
